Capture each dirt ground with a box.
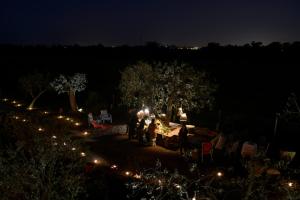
[81,133,193,174]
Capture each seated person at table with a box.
[147,118,158,146]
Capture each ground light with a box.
[80,152,86,157]
[217,172,223,177]
[83,131,89,136]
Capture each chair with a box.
[88,113,93,127]
[201,142,213,163]
[241,142,257,159]
[99,110,112,123]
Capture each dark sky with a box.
[1,0,299,46]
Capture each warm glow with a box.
[28,107,33,110]
[288,182,293,187]
[192,197,196,200]
[217,172,223,177]
[144,108,149,115]
[111,164,117,169]
[94,159,99,164]
[71,147,76,151]
[175,184,181,189]
[22,119,27,122]
[52,135,57,139]
[125,171,130,176]
[38,128,43,132]
[16,104,22,107]
[83,131,89,136]
[133,174,141,179]
[80,152,86,157]
[78,108,83,112]
[12,100,17,104]
[15,116,19,119]
[145,119,151,125]
[158,180,162,185]
[43,111,49,114]
[75,122,80,126]
[63,142,67,146]
[3,98,8,101]
[66,118,70,121]
[58,115,64,119]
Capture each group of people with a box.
[128,115,158,146]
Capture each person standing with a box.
[147,118,158,146]
[178,122,189,155]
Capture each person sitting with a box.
[241,139,257,159]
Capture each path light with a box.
[111,164,118,169]
[174,184,181,189]
[125,171,131,176]
[217,172,223,177]
[16,104,22,107]
[12,100,17,104]
[83,131,89,136]
[80,152,86,157]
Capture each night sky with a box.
[1,0,300,46]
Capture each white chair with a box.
[99,110,112,123]
[88,113,93,127]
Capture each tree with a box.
[19,72,51,109]
[119,61,217,121]
[119,62,155,109]
[50,73,87,112]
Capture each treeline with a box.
[1,41,300,115]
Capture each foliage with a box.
[0,113,86,200]
[119,61,217,119]
[50,73,87,111]
[19,72,51,98]
[126,156,300,200]
[119,62,155,109]
[18,72,52,108]
[50,73,87,94]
